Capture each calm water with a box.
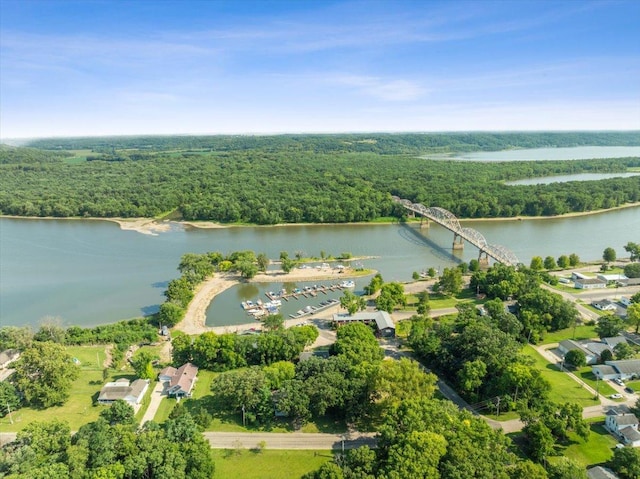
[431,146,640,162]
[506,172,640,186]
[1,207,639,328]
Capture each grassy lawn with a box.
[576,368,618,398]
[548,284,583,294]
[540,325,598,344]
[555,423,617,467]
[521,346,598,407]
[404,289,479,311]
[212,449,333,479]
[625,380,640,391]
[0,345,116,432]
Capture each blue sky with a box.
[1,0,639,138]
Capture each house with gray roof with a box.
[332,311,395,337]
[605,409,640,447]
[574,277,606,289]
[605,359,640,380]
[603,336,629,349]
[98,378,149,406]
[593,365,618,380]
[558,340,597,365]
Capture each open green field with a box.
[405,289,479,311]
[555,423,617,467]
[0,345,117,432]
[212,449,332,479]
[540,325,598,344]
[521,346,598,407]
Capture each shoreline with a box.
[2,201,638,234]
[175,266,369,336]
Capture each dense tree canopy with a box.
[13,342,80,408]
[2,133,639,224]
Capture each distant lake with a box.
[507,172,640,186]
[429,146,640,162]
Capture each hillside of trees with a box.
[0,133,639,223]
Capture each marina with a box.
[241,281,356,319]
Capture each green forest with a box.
[1,132,639,223]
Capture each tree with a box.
[564,349,586,368]
[13,342,79,408]
[543,256,557,270]
[340,289,366,315]
[569,253,580,266]
[595,314,625,339]
[437,267,463,296]
[427,267,437,278]
[0,381,21,418]
[412,271,420,280]
[99,399,135,425]
[603,247,617,263]
[416,291,430,316]
[624,241,640,262]
[332,322,384,365]
[131,349,157,380]
[530,256,544,271]
[373,358,436,411]
[557,255,570,269]
[614,342,634,360]
[281,258,295,273]
[457,359,487,400]
[363,273,384,295]
[375,282,405,313]
[469,259,480,272]
[158,302,185,327]
[547,457,587,479]
[624,263,640,278]
[600,348,613,363]
[263,313,284,331]
[627,303,640,334]
[522,421,555,463]
[610,446,640,479]
[632,292,640,304]
[236,260,258,279]
[256,253,269,272]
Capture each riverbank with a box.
[3,201,638,235]
[175,266,371,335]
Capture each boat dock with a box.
[288,298,340,319]
[265,282,353,302]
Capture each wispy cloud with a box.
[326,74,426,101]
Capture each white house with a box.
[97,378,149,406]
[592,365,618,381]
[558,340,598,365]
[605,409,640,447]
[592,299,617,311]
[605,359,640,380]
[574,277,607,290]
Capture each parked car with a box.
[624,387,635,394]
[614,378,625,386]
[610,394,623,399]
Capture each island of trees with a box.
[1,132,639,223]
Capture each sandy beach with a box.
[174,266,367,335]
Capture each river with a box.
[1,206,639,328]
[430,146,640,162]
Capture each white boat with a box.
[340,280,355,288]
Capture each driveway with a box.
[139,381,165,425]
[203,431,376,450]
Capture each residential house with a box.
[98,378,149,406]
[620,297,632,307]
[605,409,640,447]
[597,274,628,283]
[603,336,629,349]
[159,362,198,398]
[574,277,607,290]
[592,365,618,381]
[605,359,640,380]
[558,340,597,365]
[332,311,395,337]
[592,299,618,311]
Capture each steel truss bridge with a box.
[393,196,520,267]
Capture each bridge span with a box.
[392,196,520,267]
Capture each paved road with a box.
[203,432,376,450]
[139,381,165,425]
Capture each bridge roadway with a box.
[392,196,519,267]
